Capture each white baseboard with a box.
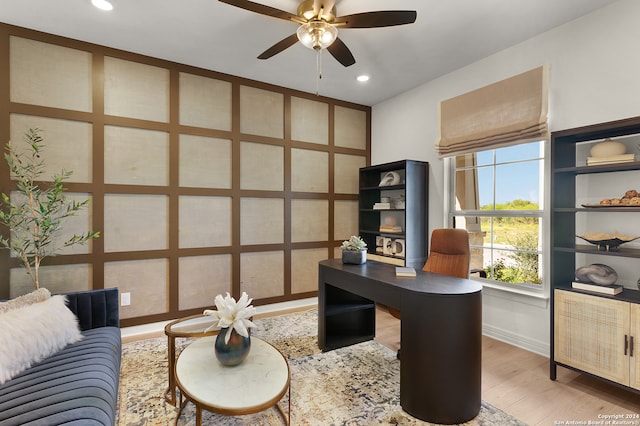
[122,298,550,359]
[120,297,318,341]
[483,323,549,358]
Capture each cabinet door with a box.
[630,304,640,390]
[554,290,629,385]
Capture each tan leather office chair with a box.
[421,228,471,278]
[389,228,471,357]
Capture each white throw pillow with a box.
[0,288,51,314]
[0,295,83,384]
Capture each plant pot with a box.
[215,327,251,366]
[342,249,367,264]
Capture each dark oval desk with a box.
[318,259,482,424]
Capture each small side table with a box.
[175,336,291,425]
[164,314,218,406]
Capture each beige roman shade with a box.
[436,65,549,157]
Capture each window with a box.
[449,141,545,290]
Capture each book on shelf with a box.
[366,253,404,266]
[379,225,402,233]
[373,202,391,210]
[395,267,416,277]
[587,153,636,166]
[571,281,623,295]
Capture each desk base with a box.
[400,290,482,424]
[318,260,482,424]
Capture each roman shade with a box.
[436,65,549,157]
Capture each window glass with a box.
[454,166,494,211]
[475,150,493,166]
[495,161,541,209]
[451,141,544,290]
[477,166,494,210]
[495,141,542,163]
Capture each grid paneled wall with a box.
[0,24,370,326]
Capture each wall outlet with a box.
[121,292,131,306]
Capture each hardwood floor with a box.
[374,305,640,425]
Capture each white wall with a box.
[371,0,640,356]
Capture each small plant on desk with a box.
[341,235,367,264]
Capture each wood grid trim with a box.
[0,23,370,327]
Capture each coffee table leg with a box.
[165,335,177,405]
[287,382,291,426]
[175,395,187,426]
[275,382,290,425]
[196,406,202,426]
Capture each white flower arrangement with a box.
[204,292,257,344]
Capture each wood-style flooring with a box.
[374,305,640,425]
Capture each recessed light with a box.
[92,0,113,11]
[357,75,370,82]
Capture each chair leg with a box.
[396,348,401,360]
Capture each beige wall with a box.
[0,24,370,326]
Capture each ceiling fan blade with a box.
[218,0,304,24]
[327,37,355,67]
[333,10,417,28]
[257,33,299,60]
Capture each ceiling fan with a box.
[218,0,417,67]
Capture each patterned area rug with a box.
[116,309,525,425]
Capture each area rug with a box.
[116,309,525,425]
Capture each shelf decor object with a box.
[582,188,640,207]
[587,138,635,165]
[590,138,627,157]
[575,263,618,286]
[571,281,623,295]
[550,115,640,394]
[577,233,639,251]
[572,264,622,294]
[378,171,401,187]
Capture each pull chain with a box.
[315,49,323,96]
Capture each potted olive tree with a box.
[0,128,100,290]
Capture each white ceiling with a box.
[0,0,619,106]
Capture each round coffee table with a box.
[175,336,290,425]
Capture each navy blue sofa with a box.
[0,288,121,426]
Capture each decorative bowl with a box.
[577,235,639,251]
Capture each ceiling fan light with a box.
[297,28,313,46]
[321,28,336,44]
[296,21,338,51]
[91,0,113,11]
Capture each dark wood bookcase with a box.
[358,160,429,269]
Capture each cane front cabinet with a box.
[550,115,640,393]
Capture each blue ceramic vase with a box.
[214,327,251,366]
